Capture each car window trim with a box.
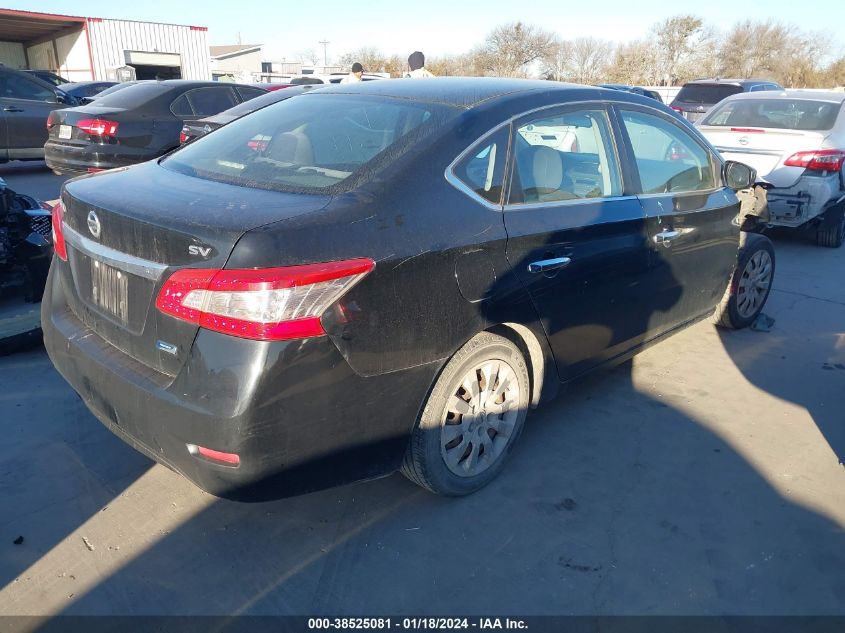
[610,102,723,196]
[444,122,513,210]
[184,85,238,117]
[503,101,628,211]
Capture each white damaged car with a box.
[697,90,845,247]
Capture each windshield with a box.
[91,82,167,107]
[163,94,455,192]
[675,84,743,104]
[702,99,842,131]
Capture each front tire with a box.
[712,233,775,329]
[401,332,530,496]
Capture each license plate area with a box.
[90,259,129,324]
[58,124,72,140]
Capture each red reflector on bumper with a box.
[188,444,241,466]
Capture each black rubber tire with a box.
[816,208,845,248]
[401,332,530,496]
[712,232,776,329]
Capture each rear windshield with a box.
[163,94,455,193]
[91,82,168,107]
[675,84,743,104]
[702,99,842,131]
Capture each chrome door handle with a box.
[528,256,571,274]
[653,229,681,246]
[3,106,24,113]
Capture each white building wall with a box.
[56,30,93,82]
[87,18,210,80]
[0,41,25,68]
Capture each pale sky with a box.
[14,0,845,62]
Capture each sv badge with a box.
[188,245,212,257]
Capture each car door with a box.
[613,104,740,335]
[502,104,654,381]
[0,71,62,158]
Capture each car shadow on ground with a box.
[10,232,841,618]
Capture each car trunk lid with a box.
[58,160,331,376]
[699,126,829,187]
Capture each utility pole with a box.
[318,40,330,66]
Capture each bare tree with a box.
[607,40,659,85]
[296,48,319,66]
[540,38,571,82]
[652,15,705,84]
[339,47,391,73]
[475,22,557,77]
[563,37,614,84]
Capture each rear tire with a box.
[401,332,530,496]
[817,207,845,248]
[712,233,775,330]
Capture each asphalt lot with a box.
[1,162,844,616]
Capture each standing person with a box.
[404,51,435,78]
[341,62,364,83]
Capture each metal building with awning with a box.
[0,8,210,81]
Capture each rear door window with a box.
[185,87,238,116]
[619,109,717,194]
[508,108,621,205]
[451,127,509,205]
[235,86,266,101]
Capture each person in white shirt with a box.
[404,51,435,78]
[341,62,364,83]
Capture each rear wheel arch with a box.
[487,322,550,409]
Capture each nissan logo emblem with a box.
[739,136,749,146]
[87,210,101,239]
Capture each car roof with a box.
[716,89,845,104]
[309,77,618,108]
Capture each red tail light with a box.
[179,129,189,143]
[77,118,119,137]
[671,106,683,112]
[51,200,68,261]
[155,258,375,341]
[783,149,845,172]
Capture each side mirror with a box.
[53,90,70,105]
[723,160,756,191]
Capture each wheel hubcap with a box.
[736,249,772,319]
[440,359,521,478]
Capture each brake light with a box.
[155,258,375,340]
[51,200,68,261]
[77,118,119,137]
[179,129,189,143]
[671,106,683,112]
[783,149,845,172]
[730,127,765,133]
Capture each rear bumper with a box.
[44,140,161,175]
[41,262,437,500]
[764,174,844,228]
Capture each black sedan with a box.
[42,78,772,500]
[55,81,118,105]
[180,85,316,144]
[44,80,267,175]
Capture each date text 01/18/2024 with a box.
[307,618,529,630]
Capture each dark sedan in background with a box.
[44,80,267,175]
[43,78,770,501]
[56,81,118,105]
[597,83,663,102]
[179,85,316,144]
